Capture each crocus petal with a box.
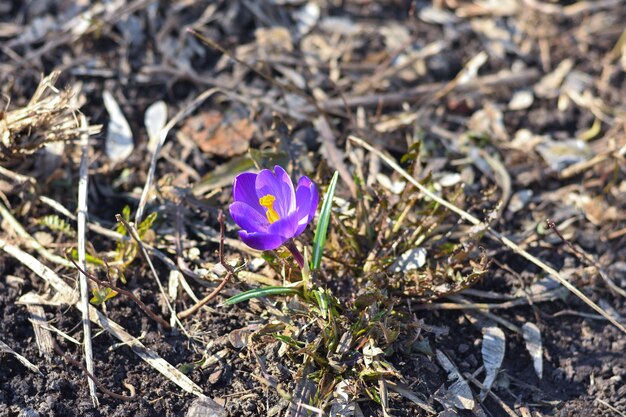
[238,230,286,251]
[229,201,270,233]
[255,167,295,218]
[232,172,265,215]
[294,176,319,236]
[303,176,319,222]
[273,165,296,214]
[268,210,299,239]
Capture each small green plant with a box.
[112,205,157,283]
[36,214,76,237]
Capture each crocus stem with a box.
[285,240,304,269]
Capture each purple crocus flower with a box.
[229,166,319,253]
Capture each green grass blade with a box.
[224,286,299,305]
[311,171,339,270]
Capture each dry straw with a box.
[0,71,100,159]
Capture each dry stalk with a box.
[76,114,99,406]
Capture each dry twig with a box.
[76,114,99,406]
[178,211,236,320]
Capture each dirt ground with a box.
[1,1,626,416]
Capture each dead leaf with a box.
[294,2,320,36]
[329,379,356,417]
[522,322,543,379]
[435,350,475,410]
[508,90,534,110]
[103,90,134,163]
[480,326,505,399]
[535,139,593,172]
[185,396,227,417]
[534,59,574,99]
[181,111,255,157]
[145,101,167,153]
[255,27,293,52]
[0,339,41,375]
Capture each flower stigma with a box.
[259,194,280,223]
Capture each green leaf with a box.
[36,215,76,237]
[224,286,299,305]
[273,334,304,348]
[192,155,256,197]
[69,248,106,266]
[90,287,118,305]
[311,171,339,270]
[138,211,157,238]
[313,288,329,320]
[116,205,131,235]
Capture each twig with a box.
[38,194,245,282]
[174,203,201,281]
[115,215,189,335]
[546,219,626,298]
[40,194,183,271]
[0,165,36,184]
[67,256,171,330]
[51,339,133,402]
[349,135,626,335]
[77,114,99,406]
[188,30,320,112]
[413,288,562,311]
[178,211,235,320]
[595,398,626,417]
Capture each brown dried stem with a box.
[177,210,235,320]
[67,255,171,330]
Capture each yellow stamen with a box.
[259,194,280,223]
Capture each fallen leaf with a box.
[535,139,593,172]
[255,27,293,52]
[185,396,227,417]
[534,59,573,99]
[294,2,320,36]
[329,379,356,417]
[522,322,543,379]
[480,326,505,399]
[144,101,167,153]
[435,350,475,410]
[181,111,255,157]
[103,90,134,163]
